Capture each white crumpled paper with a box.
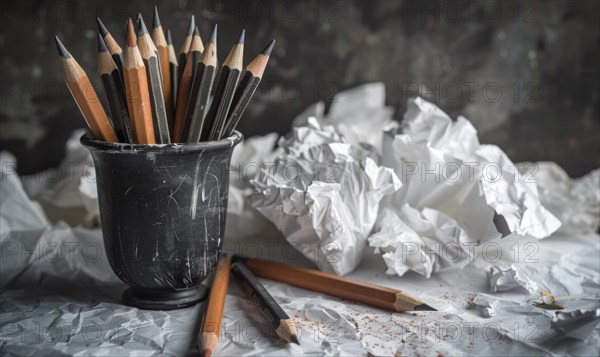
[482,241,600,341]
[533,161,600,236]
[292,82,397,151]
[253,87,595,279]
[226,133,283,240]
[368,96,564,277]
[393,97,561,239]
[249,118,401,275]
[2,87,600,355]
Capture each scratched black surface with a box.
[82,133,241,302]
[0,0,598,176]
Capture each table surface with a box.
[1,222,597,356]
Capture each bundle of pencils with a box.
[55,7,274,144]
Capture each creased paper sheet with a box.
[533,161,600,236]
[286,91,565,278]
[386,96,561,240]
[2,145,599,356]
[368,96,564,277]
[291,82,397,152]
[1,157,200,356]
[2,82,599,356]
[484,241,600,341]
[226,133,283,240]
[249,118,401,275]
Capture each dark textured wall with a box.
[0,0,598,176]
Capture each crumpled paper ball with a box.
[248,118,401,275]
[369,97,562,277]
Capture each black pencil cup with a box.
[81,132,243,310]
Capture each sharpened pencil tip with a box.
[236,29,245,44]
[166,29,173,45]
[137,13,149,35]
[261,39,275,56]
[126,19,137,47]
[193,26,200,37]
[97,32,108,52]
[54,36,71,58]
[152,6,161,29]
[202,349,211,357]
[186,15,195,37]
[209,24,217,43]
[96,17,108,38]
[413,303,437,311]
[290,335,300,345]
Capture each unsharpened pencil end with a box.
[186,15,195,37]
[96,17,108,38]
[413,303,437,311]
[209,24,217,43]
[290,335,300,345]
[261,39,276,56]
[236,29,245,44]
[166,29,173,45]
[137,13,149,35]
[126,19,136,47]
[54,36,71,58]
[202,349,212,357]
[152,6,161,29]
[97,33,108,52]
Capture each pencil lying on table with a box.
[186,25,218,142]
[220,39,275,139]
[137,14,170,143]
[237,257,437,312]
[55,37,118,143]
[199,256,231,357]
[97,34,134,143]
[231,260,299,344]
[123,18,155,144]
[205,30,245,141]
